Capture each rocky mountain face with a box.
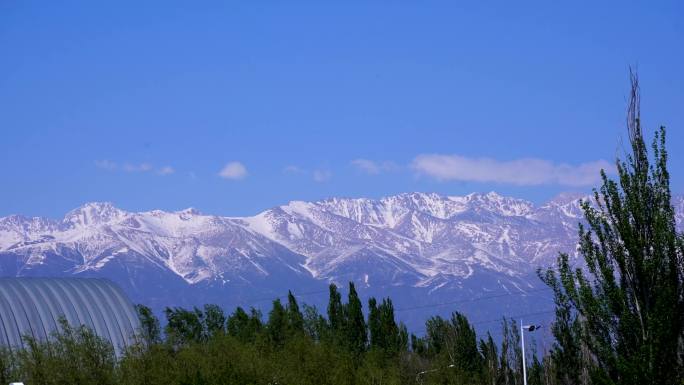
[1,192,681,333]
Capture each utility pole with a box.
[521,319,527,385]
[520,320,540,385]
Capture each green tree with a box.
[0,347,18,385]
[19,318,117,385]
[479,333,499,385]
[135,304,161,345]
[527,354,544,385]
[411,333,428,356]
[227,306,250,341]
[425,315,449,358]
[449,312,480,374]
[378,298,399,354]
[327,283,343,337]
[302,303,328,341]
[267,298,288,347]
[344,282,368,356]
[540,73,684,384]
[202,304,226,338]
[227,306,264,345]
[542,268,583,385]
[164,307,205,346]
[498,318,522,385]
[368,297,381,349]
[368,297,406,356]
[286,291,305,336]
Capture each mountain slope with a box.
[1,192,681,331]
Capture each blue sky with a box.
[1,1,682,218]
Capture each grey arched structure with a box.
[0,277,141,356]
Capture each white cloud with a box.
[218,161,248,180]
[411,154,613,187]
[157,166,175,176]
[313,169,332,182]
[96,160,174,176]
[95,160,117,170]
[122,163,153,172]
[283,165,332,182]
[351,159,398,175]
[283,165,306,175]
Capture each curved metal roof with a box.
[0,277,141,355]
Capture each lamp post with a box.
[520,320,540,385]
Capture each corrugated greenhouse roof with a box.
[0,277,140,355]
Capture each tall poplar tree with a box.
[345,282,368,356]
[540,73,684,384]
[327,284,343,337]
[286,291,305,335]
[267,299,288,347]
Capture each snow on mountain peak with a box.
[457,192,534,217]
[545,192,588,205]
[2,192,682,292]
[62,202,127,228]
[536,193,591,220]
[2,192,682,332]
[177,207,202,220]
[309,192,537,228]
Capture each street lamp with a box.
[520,320,541,385]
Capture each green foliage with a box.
[498,318,522,385]
[226,306,264,344]
[344,282,368,356]
[479,333,498,385]
[135,304,161,345]
[0,283,634,385]
[203,304,226,338]
[540,73,684,385]
[0,347,19,385]
[17,318,117,385]
[327,283,343,334]
[302,303,327,341]
[286,291,305,336]
[267,298,288,347]
[449,312,480,374]
[164,307,205,346]
[369,297,406,355]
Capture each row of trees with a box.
[0,283,547,385]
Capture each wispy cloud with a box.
[95,160,175,176]
[218,161,248,180]
[157,166,175,176]
[313,169,332,182]
[411,154,613,187]
[283,165,332,182]
[94,160,117,171]
[283,165,307,175]
[351,159,398,175]
[122,163,153,172]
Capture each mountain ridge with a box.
[1,191,681,331]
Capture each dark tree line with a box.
[0,282,544,385]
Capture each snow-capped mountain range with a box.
[1,192,682,332]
